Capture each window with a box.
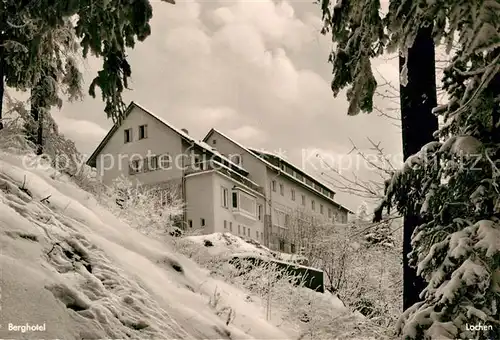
[274,209,286,227]
[328,208,333,219]
[291,188,296,201]
[231,154,242,166]
[243,226,246,235]
[192,154,202,168]
[196,157,205,169]
[129,159,142,174]
[224,220,227,229]
[201,218,206,227]
[139,125,147,139]
[301,195,306,206]
[279,183,284,196]
[272,180,277,192]
[320,204,324,214]
[145,155,158,172]
[285,214,290,227]
[256,231,259,239]
[257,204,263,221]
[232,192,238,209]
[188,220,193,228]
[311,200,315,211]
[232,189,257,217]
[291,243,296,254]
[212,139,217,145]
[238,225,241,234]
[124,128,132,143]
[221,187,229,208]
[229,222,233,232]
[279,239,285,252]
[158,154,171,170]
[247,228,250,236]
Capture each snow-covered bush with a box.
[295,218,401,327]
[0,95,84,177]
[356,201,370,222]
[100,176,183,237]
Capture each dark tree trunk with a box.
[399,24,439,311]
[31,87,44,155]
[36,107,43,155]
[0,44,4,131]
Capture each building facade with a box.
[87,102,352,253]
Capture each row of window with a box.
[223,220,262,241]
[271,180,336,218]
[221,186,263,220]
[128,152,212,175]
[279,164,334,199]
[274,207,346,226]
[188,218,205,228]
[187,217,263,241]
[129,154,171,174]
[124,125,148,143]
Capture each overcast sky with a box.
[51,0,402,212]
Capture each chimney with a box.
[181,128,189,135]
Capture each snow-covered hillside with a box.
[184,232,309,265]
[0,151,293,339]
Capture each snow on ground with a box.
[185,232,309,265]
[0,151,292,340]
[181,232,346,313]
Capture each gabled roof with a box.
[86,102,248,175]
[202,128,353,214]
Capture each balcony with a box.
[185,160,265,195]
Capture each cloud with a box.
[54,0,401,210]
[165,26,212,57]
[227,125,267,143]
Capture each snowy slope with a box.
[0,152,291,340]
[184,233,309,264]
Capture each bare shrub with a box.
[287,211,402,328]
[176,237,395,339]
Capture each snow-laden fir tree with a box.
[319,0,500,338]
[356,201,370,221]
[0,0,174,127]
[355,201,396,248]
[364,219,395,249]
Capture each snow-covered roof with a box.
[248,147,338,194]
[87,102,248,175]
[202,128,353,214]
